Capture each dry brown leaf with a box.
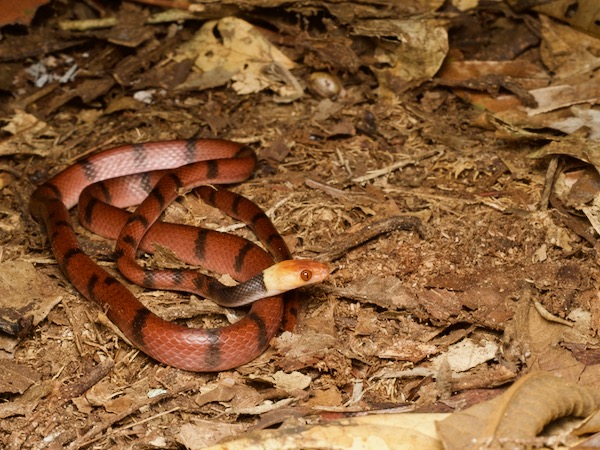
[539,15,600,80]
[440,15,600,139]
[0,381,53,419]
[436,371,600,449]
[0,360,41,395]
[353,18,448,101]
[529,130,600,167]
[329,276,419,311]
[430,337,499,373]
[177,420,248,450]
[0,261,63,354]
[526,81,600,115]
[306,386,344,407]
[271,330,338,372]
[533,0,600,39]
[554,167,600,235]
[0,110,56,157]
[173,17,301,101]
[203,413,447,450]
[503,292,600,385]
[251,370,312,392]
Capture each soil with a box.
[1,1,599,449]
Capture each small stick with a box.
[313,215,426,262]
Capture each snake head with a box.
[262,259,329,295]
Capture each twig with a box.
[351,150,439,183]
[311,215,426,262]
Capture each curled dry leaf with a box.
[436,371,600,449]
[203,413,447,450]
[530,133,600,233]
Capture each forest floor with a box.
[1,1,600,449]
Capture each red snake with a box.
[30,139,329,371]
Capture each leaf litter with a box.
[1,0,600,448]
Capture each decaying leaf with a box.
[529,132,600,232]
[532,0,600,39]
[353,18,448,101]
[0,261,63,353]
[0,110,56,157]
[438,14,600,140]
[437,371,600,449]
[177,421,247,450]
[0,360,40,395]
[173,16,301,101]
[554,167,600,235]
[430,338,499,373]
[203,413,447,450]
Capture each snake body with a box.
[30,139,328,371]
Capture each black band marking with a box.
[54,219,72,229]
[113,248,124,260]
[206,187,217,205]
[120,234,137,248]
[143,270,156,288]
[194,229,208,261]
[266,233,286,251]
[206,160,219,179]
[80,158,97,182]
[206,278,222,301]
[63,248,84,265]
[168,172,183,190]
[250,211,267,226]
[98,181,112,203]
[152,188,165,210]
[131,308,151,345]
[171,269,184,286]
[132,144,147,167]
[103,275,119,286]
[87,272,99,301]
[82,198,98,226]
[45,183,63,201]
[231,195,243,217]
[127,214,149,229]
[234,242,255,273]
[193,274,208,291]
[204,329,222,368]
[185,140,197,163]
[248,311,269,350]
[139,172,154,194]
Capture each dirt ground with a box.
[1,1,600,449]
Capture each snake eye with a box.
[300,269,312,282]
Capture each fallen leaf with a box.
[177,420,247,450]
[437,371,600,449]
[270,370,312,392]
[0,360,41,395]
[173,17,301,101]
[0,261,63,353]
[354,18,448,101]
[430,338,499,373]
[306,386,344,407]
[0,110,56,157]
[203,412,447,450]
